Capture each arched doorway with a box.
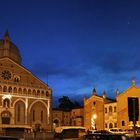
[30,101,47,129]
[1,111,11,124]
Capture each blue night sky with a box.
[0,0,140,105]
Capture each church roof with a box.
[0,31,22,64]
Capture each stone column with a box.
[25,98,28,124]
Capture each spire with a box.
[116,88,119,97]
[102,90,106,98]
[132,77,135,86]
[3,30,10,41]
[92,88,96,95]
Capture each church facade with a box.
[84,80,140,131]
[0,32,52,133]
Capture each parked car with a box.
[94,130,111,134]
[109,128,125,134]
[80,133,131,140]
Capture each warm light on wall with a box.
[93,114,97,119]
[91,114,97,130]
[2,94,12,100]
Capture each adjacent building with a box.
[84,80,140,130]
[52,107,84,129]
[117,80,140,130]
[0,32,52,134]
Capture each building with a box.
[117,80,140,130]
[52,108,70,128]
[52,107,84,129]
[84,80,140,131]
[71,107,84,126]
[104,102,117,129]
[0,32,52,134]
[84,88,116,130]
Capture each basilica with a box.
[0,32,52,134]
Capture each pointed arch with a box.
[29,100,48,125]
[28,100,48,112]
[18,88,22,94]
[28,89,31,95]
[3,86,7,92]
[13,87,17,94]
[8,86,12,93]
[13,98,26,107]
[23,88,27,95]
[32,89,36,96]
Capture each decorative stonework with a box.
[1,70,11,80]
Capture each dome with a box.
[0,31,22,64]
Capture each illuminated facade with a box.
[104,102,117,129]
[117,80,140,130]
[84,80,140,130]
[84,88,116,130]
[0,32,52,133]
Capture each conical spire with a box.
[116,88,119,97]
[92,88,96,95]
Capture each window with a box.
[8,87,12,93]
[114,106,116,112]
[105,108,107,113]
[33,110,35,121]
[109,123,113,128]
[122,120,125,126]
[3,86,7,92]
[93,101,96,106]
[41,111,43,122]
[17,104,20,122]
[14,75,20,82]
[109,106,112,113]
[46,91,49,97]
[114,123,117,128]
[13,87,17,93]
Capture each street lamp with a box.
[93,114,97,120]
[91,114,97,130]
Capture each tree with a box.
[58,96,74,111]
[58,96,81,111]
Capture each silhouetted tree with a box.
[58,96,81,111]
